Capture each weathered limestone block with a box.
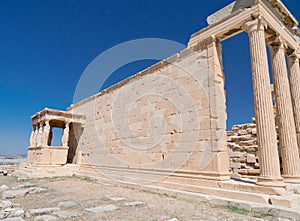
[2,190,28,199]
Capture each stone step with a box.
[155,180,270,204]
[164,176,287,196]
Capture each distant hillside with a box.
[0,154,27,159]
[0,154,26,166]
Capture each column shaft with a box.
[269,41,300,183]
[244,19,284,187]
[288,54,300,156]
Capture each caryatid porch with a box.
[27,108,85,165]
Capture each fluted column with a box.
[287,52,300,156]
[269,38,300,183]
[244,19,284,187]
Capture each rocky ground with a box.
[0,173,280,221]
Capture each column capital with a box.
[267,35,287,49]
[287,50,300,60]
[243,17,267,33]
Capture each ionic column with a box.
[287,52,300,156]
[269,38,300,183]
[62,122,70,147]
[244,19,284,187]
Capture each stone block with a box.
[2,190,28,199]
[85,205,118,213]
[0,185,9,192]
[34,215,58,221]
[28,207,60,216]
[57,201,78,208]
[270,195,300,208]
[238,130,247,135]
[246,154,256,163]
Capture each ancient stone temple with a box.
[21,0,300,213]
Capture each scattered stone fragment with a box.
[4,207,25,218]
[28,207,60,216]
[0,185,9,192]
[2,217,25,221]
[57,201,77,208]
[0,200,13,209]
[124,201,145,206]
[85,205,118,214]
[0,210,9,219]
[2,189,28,199]
[34,215,59,221]
[12,182,36,189]
[286,184,300,194]
[0,209,25,220]
[53,210,81,219]
[167,218,179,221]
[108,197,126,201]
[28,187,47,194]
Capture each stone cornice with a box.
[31,108,86,125]
[188,1,299,51]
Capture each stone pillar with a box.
[29,126,35,147]
[269,38,300,183]
[62,122,70,147]
[244,19,284,187]
[37,122,44,147]
[33,125,38,147]
[48,127,53,146]
[43,121,51,146]
[287,52,300,157]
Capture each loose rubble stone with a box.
[85,205,118,213]
[0,200,13,209]
[12,182,36,189]
[53,210,81,219]
[34,215,59,221]
[227,118,260,177]
[0,210,9,219]
[28,207,60,216]
[4,208,25,218]
[0,185,9,192]
[28,187,47,194]
[124,201,145,206]
[57,201,77,208]
[2,217,25,221]
[167,218,179,221]
[2,190,28,199]
[108,197,126,201]
[286,184,300,194]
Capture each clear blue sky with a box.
[0,0,299,155]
